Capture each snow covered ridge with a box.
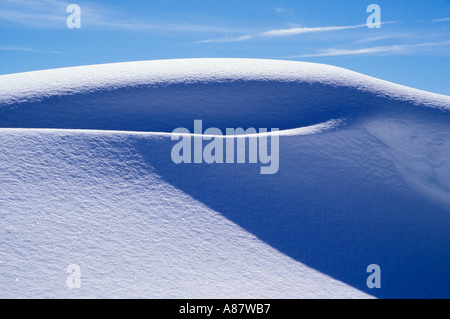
[0,58,449,108]
[0,58,449,134]
[1,59,450,298]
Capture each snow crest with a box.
[1,59,450,298]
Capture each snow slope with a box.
[1,58,450,298]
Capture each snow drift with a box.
[1,59,450,298]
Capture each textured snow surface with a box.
[0,129,370,298]
[1,59,450,298]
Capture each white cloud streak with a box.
[354,34,410,44]
[196,35,253,43]
[296,40,450,57]
[260,23,368,37]
[199,21,398,43]
[0,45,62,54]
[433,17,450,23]
[274,7,293,15]
[0,0,239,33]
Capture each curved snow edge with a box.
[1,58,449,110]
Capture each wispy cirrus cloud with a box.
[0,0,68,27]
[433,17,450,23]
[198,21,398,43]
[197,35,253,43]
[0,0,240,33]
[294,40,450,57]
[260,23,368,37]
[274,7,293,15]
[0,45,62,54]
[354,34,411,44]
[298,46,400,57]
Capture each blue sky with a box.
[1,0,450,94]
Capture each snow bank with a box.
[1,58,449,132]
[1,59,450,298]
